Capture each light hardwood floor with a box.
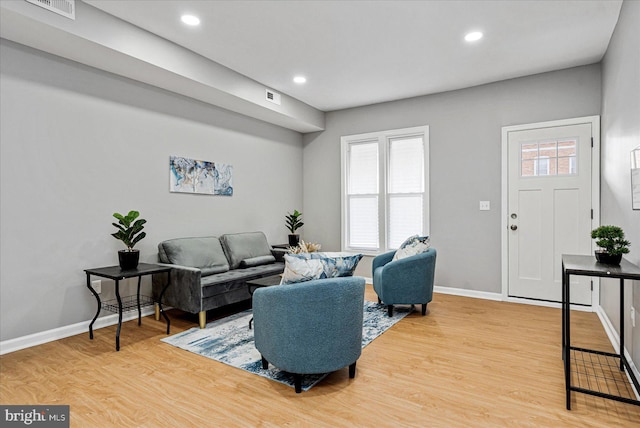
[1,287,639,427]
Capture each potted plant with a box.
[111,210,147,270]
[285,209,304,247]
[591,225,630,265]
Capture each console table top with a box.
[562,254,640,280]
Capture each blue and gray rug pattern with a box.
[162,301,411,391]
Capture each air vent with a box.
[265,89,281,105]
[25,0,75,20]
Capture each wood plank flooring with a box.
[1,286,639,427]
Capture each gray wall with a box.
[600,0,640,369]
[303,65,602,289]
[0,40,303,341]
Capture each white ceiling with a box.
[85,0,622,112]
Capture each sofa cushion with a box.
[240,255,276,268]
[392,235,430,261]
[158,237,229,275]
[220,232,273,270]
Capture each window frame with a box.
[340,125,430,255]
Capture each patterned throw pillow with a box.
[280,252,364,284]
[280,255,325,284]
[392,235,430,261]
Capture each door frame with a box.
[500,116,601,310]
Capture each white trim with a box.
[0,306,158,355]
[433,286,502,301]
[501,115,601,307]
[340,125,430,254]
[596,305,640,400]
[504,296,593,312]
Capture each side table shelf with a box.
[101,295,154,313]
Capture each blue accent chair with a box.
[372,248,437,317]
[253,276,365,393]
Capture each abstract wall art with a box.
[170,156,233,196]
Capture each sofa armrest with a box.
[152,263,203,314]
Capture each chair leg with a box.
[294,374,302,393]
[261,356,269,370]
[349,362,356,379]
[422,303,427,316]
[387,305,393,317]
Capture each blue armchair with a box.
[252,276,365,393]
[372,248,437,317]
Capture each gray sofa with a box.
[151,232,284,328]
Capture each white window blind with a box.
[348,142,379,249]
[341,126,429,254]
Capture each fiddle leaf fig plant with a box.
[285,209,304,234]
[591,225,630,256]
[111,210,147,251]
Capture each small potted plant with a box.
[285,209,304,247]
[591,225,630,265]
[111,210,147,270]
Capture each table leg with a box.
[565,271,572,410]
[157,270,171,334]
[87,274,101,340]
[115,280,122,351]
[137,275,142,326]
[620,278,625,371]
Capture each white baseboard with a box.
[433,285,503,301]
[596,305,640,400]
[363,278,503,302]
[0,307,157,355]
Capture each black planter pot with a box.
[118,249,140,270]
[288,234,300,247]
[594,251,622,265]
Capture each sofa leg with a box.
[387,305,393,317]
[294,374,302,393]
[378,297,381,304]
[261,356,269,370]
[349,362,356,379]
[154,303,160,321]
[199,311,207,329]
[422,303,427,316]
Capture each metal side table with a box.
[85,263,171,351]
[561,254,640,409]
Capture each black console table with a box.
[85,263,171,351]
[561,255,640,409]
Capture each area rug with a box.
[162,301,410,391]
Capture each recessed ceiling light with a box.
[293,76,307,84]
[181,15,200,26]
[464,31,483,42]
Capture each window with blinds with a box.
[341,126,429,254]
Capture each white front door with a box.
[506,121,594,305]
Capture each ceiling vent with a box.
[265,89,281,106]
[25,0,75,20]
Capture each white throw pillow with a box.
[392,235,430,261]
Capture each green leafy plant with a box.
[285,209,304,234]
[111,210,147,251]
[591,225,630,256]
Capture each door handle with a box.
[510,225,518,231]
